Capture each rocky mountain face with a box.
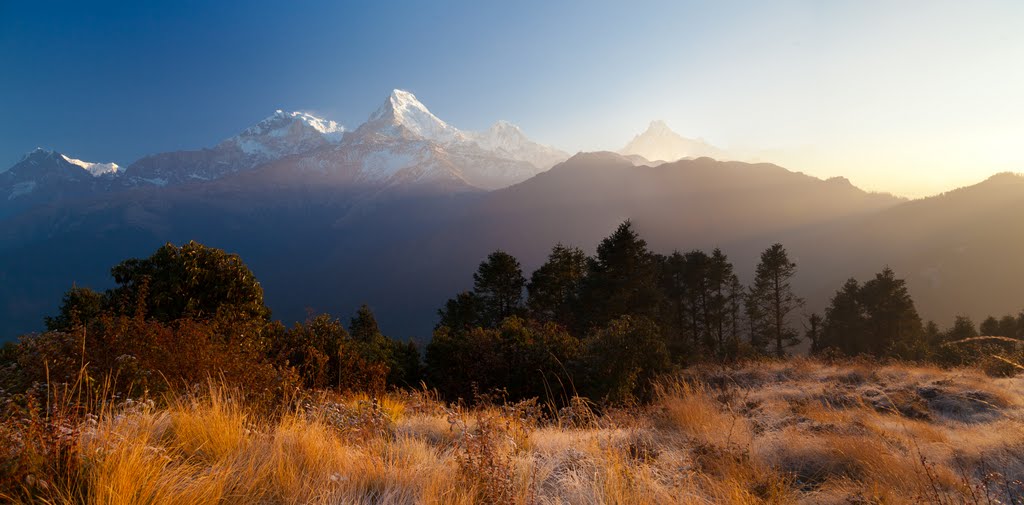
[0,148,120,218]
[123,110,345,187]
[468,120,569,171]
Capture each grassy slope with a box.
[4,359,1023,504]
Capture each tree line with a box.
[1,222,1020,407]
[425,221,1023,401]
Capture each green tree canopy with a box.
[45,285,107,331]
[578,315,670,403]
[109,241,269,323]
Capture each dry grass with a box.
[4,359,1023,504]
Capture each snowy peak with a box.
[61,154,120,176]
[2,148,103,204]
[239,110,344,142]
[364,89,465,144]
[469,120,569,169]
[620,120,724,162]
[11,148,113,178]
[125,109,346,188]
[645,120,674,136]
[483,120,526,141]
[19,147,63,165]
[473,120,529,150]
[222,109,345,159]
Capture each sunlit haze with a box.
[2,0,1022,197]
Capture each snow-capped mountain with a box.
[60,155,120,176]
[233,110,344,157]
[1,89,570,218]
[125,110,344,186]
[363,89,466,145]
[0,148,120,217]
[469,120,568,170]
[620,120,724,163]
[272,90,554,191]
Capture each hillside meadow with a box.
[3,358,1022,504]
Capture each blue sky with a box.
[2,0,1022,196]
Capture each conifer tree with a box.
[578,221,661,329]
[744,285,769,354]
[805,313,823,353]
[473,250,526,327]
[658,252,692,359]
[349,304,392,364]
[527,244,587,326]
[682,250,712,351]
[935,315,979,365]
[820,278,865,355]
[859,267,922,356]
[725,274,745,357]
[748,244,803,357]
[707,248,738,355]
[980,316,1001,337]
[437,291,483,331]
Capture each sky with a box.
[1,0,1022,197]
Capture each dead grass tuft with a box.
[3,359,1022,504]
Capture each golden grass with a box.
[6,360,1023,504]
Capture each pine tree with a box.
[657,252,690,358]
[682,250,712,351]
[820,278,865,355]
[806,313,823,353]
[858,267,922,357]
[744,285,769,354]
[748,244,804,357]
[707,248,738,356]
[437,291,483,331]
[349,304,392,364]
[578,221,661,329]
[936,315,979,365]
[527,244,587,327]
[473,250,526,327]
[980,316,1001,337]
[725,274,744,357]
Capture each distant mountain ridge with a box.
[0,148,120,218]
[0,89,569,217]
[0,149,919,341]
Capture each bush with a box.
[426,317,580,404]
[577,315,671,403]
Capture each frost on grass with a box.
[2,359,1023,504]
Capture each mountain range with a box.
[1,90,1022,342]
[2,90,570,215]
